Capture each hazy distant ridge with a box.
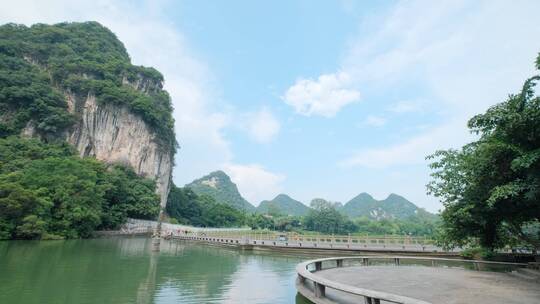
[187,171,434,219]
[340,192,435,220]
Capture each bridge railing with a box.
[196,230,435,247]
[296,256,528,304]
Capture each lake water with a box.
[0,237,317,304]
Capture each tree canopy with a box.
[0,137,160,240]
[428,53,540,250]
[166,185,246,228]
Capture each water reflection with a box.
[0,238,314,304]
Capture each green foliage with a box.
[354,215,438,236]
[166,186,202,225]
[100,165,160,229]
[245,214,275,230]
[186,170,256,212]
[0,53,75,137]
[273,216,302,231]
[428,53,540,250]
[166,184,246,227]
[204,201,246,227]
[257,194,310,216]
[0,22,176,153]
[0,137,160,240]
[304,200,357,234]
[309,198,342,211]
[460,247,495,260]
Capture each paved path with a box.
[316,265,540,304]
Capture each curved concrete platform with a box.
[310,265,540,304]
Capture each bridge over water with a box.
[119,218,453,254]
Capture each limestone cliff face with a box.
[5,22,175,209]
[69,92,172,207]
[22,90,173,207]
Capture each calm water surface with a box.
[0,237,316,304]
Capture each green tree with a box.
[245,214,274,230]
[305,199,356,234]
[0,137,161,240]
[100,165,160,229]
[0,182,50,239]
[427,53,540,250]
[166,184,246,228]
[166,186,203,225]
[0,157,106,238]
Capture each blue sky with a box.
[3,0,540,212]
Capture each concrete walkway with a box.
[316,265,540,304]
[175,235,456,255]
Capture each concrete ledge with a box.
[295,256,530,304]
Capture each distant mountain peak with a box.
[386,193,405,199]
[207,170,230,180]
[198,170,231,189]
[274,193,291,200]
[341,192,434,220]
[354,192,375,200]
[257,193,309,216]
[186,171,255,212]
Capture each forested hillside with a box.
[0,22,177,240]
[0,22,176,151]
[186,171,255,212]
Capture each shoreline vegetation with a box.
[0,136,160,240]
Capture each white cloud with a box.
[0,1,286,203]
[221,163,285,205]
[282,71,360,117]
[0,0,235,186]
[363,115,387,127]
[244,107,280,143]
[336,0,540,210]
[338,0,540,170]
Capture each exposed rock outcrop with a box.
[22,89,173,207]
[6,22,176,208]
[71,92,172,206]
